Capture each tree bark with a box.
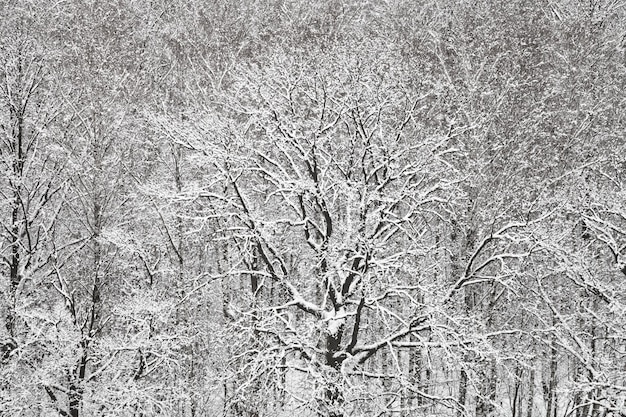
[5,62,26,340]
[544,329,558,417]
[527,367,535,417]
[458,367,468,417]
[512,366,523,417]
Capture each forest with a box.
[0,0,625,416]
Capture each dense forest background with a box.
[1,1,625,416]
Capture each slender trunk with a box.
[69,345,88,417]
[424,362,432,411]
[68,141,105,417]
[381,341,393,411]
[173,144,184,296]
[451,221,469,417]
[590,389,600,417]
[544,331,558,417]
[579,372,591,417]
[450,221,471,417]
[411,288,428,411]
[512,366,523,417]
[6,103,25,338]
[458,367,468,417]
[217,240,232,416]
[589,298,601,417]
[527,367,535,417]
[573,360,583,417]
[408,334,421,408]
[9,192,20,290]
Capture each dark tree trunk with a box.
[6,94,25,339]
[69,345,88,417]
[458,367,468,417]
[527,367,535,417]
[544,335,558,417]
[512,366,523,417]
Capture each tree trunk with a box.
[527,367,535,417]
[67,140,105,417]
[458,367,468,417]
[5,81,25,340]
[512,366,523,417]
[408,334,422,408]
[68,334,91,417]
[544,333,558,417]
[476,360,497,417]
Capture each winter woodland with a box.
[1,1,625,416]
